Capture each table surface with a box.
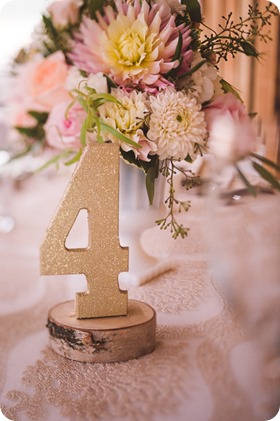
[0,171,279,421]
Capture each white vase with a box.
[118,159,177,289]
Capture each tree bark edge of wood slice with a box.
[47,299,156,363]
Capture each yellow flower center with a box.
[102,13,156,78]
[117,29,145,66]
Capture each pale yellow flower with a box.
[98,89,157,161]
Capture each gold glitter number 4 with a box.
[40,143,128,319]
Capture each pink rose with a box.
[12,52,71,113]
[204,93,256,164]
[44,101,86,150]
[47,0,83,27]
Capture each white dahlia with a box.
[147,88,207,160]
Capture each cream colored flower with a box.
[98,89,157,161]
[65,67,108,94]
[147,88,207,160]
[177,53,220,104]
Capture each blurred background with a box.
[200,0,280,175]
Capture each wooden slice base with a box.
[47,299,156,363]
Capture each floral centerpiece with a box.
[5,0,280,238]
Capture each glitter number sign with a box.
[40,143,128,319]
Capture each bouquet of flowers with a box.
[5,0,280,238]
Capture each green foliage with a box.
[220,79,243,101]
[27,111,49,124]
[235,164,257,197]
[71,86,142,149]
[249,153,280,192]
[42,15,73,59]
[64,149,83,166]
[15,125,45,141]
[146,167,157,205]
[200,2,278,63]
[99,122,140,148]
[251,153,280,172]
[155,159,201,239]
[252,161,280,191]
[164,32,183,78]
[120,150,158,174]
[178,59,207,79]
[181,0,202,23]
[235,153,280,196]
[15,110,49,142]
[34,150,73,173]
[88,0,107,19]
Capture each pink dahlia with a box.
[69,0,193,90]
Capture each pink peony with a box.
[69,0,193,90]
[44,101,86,150]
[204,93,256,164]
[47,0,83,27]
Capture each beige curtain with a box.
[200,0,279,166]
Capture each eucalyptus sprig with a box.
[200,2,278,62]
[156,159,201,239]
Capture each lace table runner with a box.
[0,176,279,421]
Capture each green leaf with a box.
[43,15,58,38]
[9,145,33,162]
[65,97,78,119]
[72,88,87,97]
[80,119,88,146]
[77,96,89,112]
[248,112,258,119]
[173,31,183,62]
[250,153,280,172]
[182,0,202,23]
[64,149,83,166]
[15,126,37,137]
[99,122,141,148]
[240,41,259,58]
[27,111,49,124]
[235,164,257,196]
[252,161,280,191]
[164,32,183,78]
[184,154,194,163]
[220,79,243,102]
[120,150,159,175]
[33,150,71,173]
[120,150,143,169]
[90,93,122,106]
[15,125,45,140]
[104,74,117,90]
[145,167,156,205]
[178,59,207,79]
[88,0,106,19]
